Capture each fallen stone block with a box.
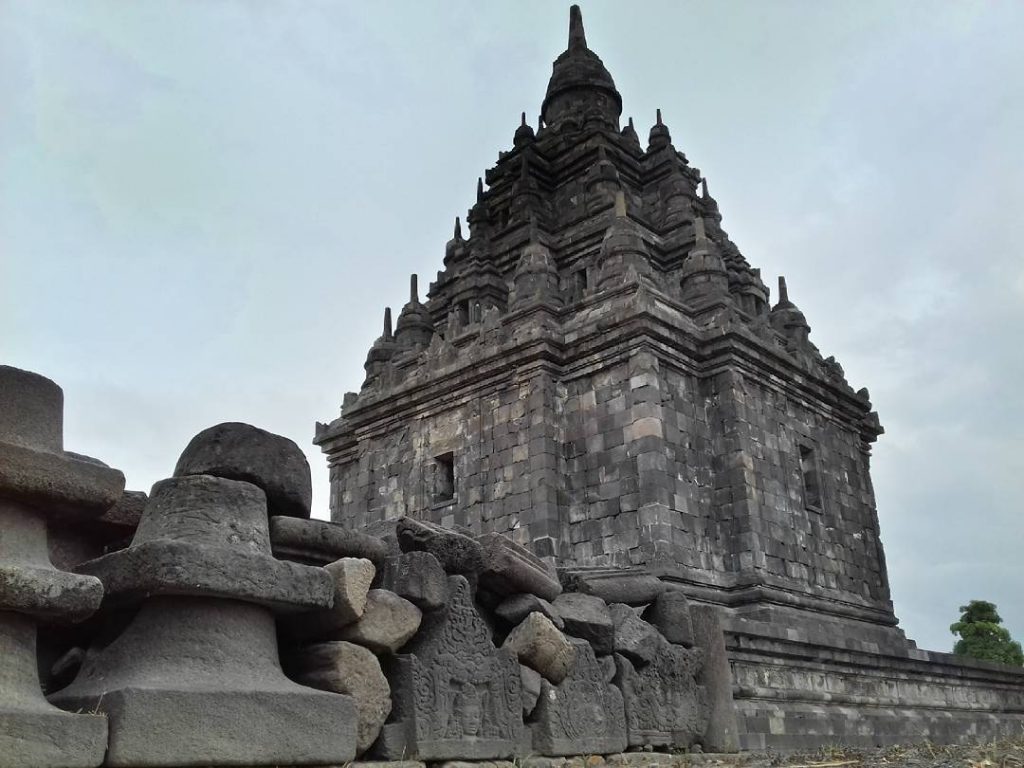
[173,421,312,518]
[560,568,665,606]
[503,612,577,684]
[520,664,542,717]
[396,517,484,574]
[642,589,694,647]
[495,592,564,629]
[271,516,390,565]
[285,557,377,640]
[553,592,614,655]
[379,551,447,611]
[614,635,709,749]
[530,639,627,756]
[339,589,422,654]
[477,532,561,601]
[376,575,524,760]
[609,603,660,666]
[290,640,392,754]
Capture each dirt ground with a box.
[679,736,1024,768]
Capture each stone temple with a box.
[3,7,1024,767]
[316,5,1024,750]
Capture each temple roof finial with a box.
[383,307,393,340]
[476,177,484,202]
[454,216,462,240]
[410,274,419,303]
[521,111,527,127]
[701,178,709,199]
[778,276,790,305]
[656,108,663,126]
[568,5,587,51]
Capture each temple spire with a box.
[476,177,484,202]
[454,216,462,240]
[410,274,419,303]
[383,307,393,340]
[568,4,587,51]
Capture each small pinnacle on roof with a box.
[521,112,527,127]
[476,177,484,201]
[656,108,663,125]
[410,274,419,303]
[383,307,393,340]
[454,216,463,240]
[629,117,635,130]
[778,276,790,305]
[568,5,587,51]
[701,178,710,199]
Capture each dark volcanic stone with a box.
[375,575,525,761]
[614,636,709,749]
[477,533,561,601]
[289,640,392,755]
[609,603,660,666]
[173,421,312,518]
[337,589,422,654]
[642,589,694,647]
[690,604,739,752]
[495,592,564,630]
[379,551,448,611]
[270,516,389,565]
[502,611,576,684]
[396,517,483,574]
[553,592,614,656]
[561,569,666,606]
[530,639,627,756]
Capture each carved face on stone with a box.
[457,682,484,736]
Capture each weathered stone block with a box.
[338,588,422,654]
[271,515,389,565]
[614,636,709,748]
[379,550,447,611]
[495,592,564,629]
[609,603,659,666]
[690,605,738,752]
[289,640,392,754]
[642,589,694,647]
[561,569,665,606]
[529,640,627,756]
[503,612,576,684]
[477,532,562,601]
[553,592,614,655]
[376,576,524,760]
[520,664,542,717]
[173,421,312,518]
[397,517,484,574]
[286,557,377,640]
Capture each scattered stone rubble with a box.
[0,363,732,766]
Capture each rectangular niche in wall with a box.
[433,452,455,505]
[799,444,822,512]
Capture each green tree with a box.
[950,600,1024,666]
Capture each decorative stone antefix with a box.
[376,575,525,761]
[614,635,710,750]
[0,365,123,768]
[52,468,358,767]
[529,638,628,756]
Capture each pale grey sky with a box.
[2,1,1022,653]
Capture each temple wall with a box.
[723,615,1024,749]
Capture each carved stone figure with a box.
[529,639,627,755]
[376,575,525,760]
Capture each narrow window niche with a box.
[433,452,455,505]
[799,444,823,512]
[574,269,588,300]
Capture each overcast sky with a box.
[2,1,1022,654]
